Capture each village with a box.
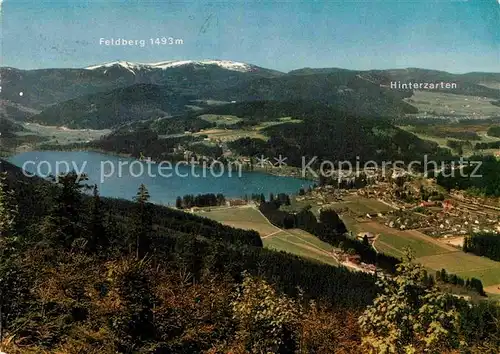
[187,162,500,294]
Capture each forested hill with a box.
[23,78,417,129]
[2,62,421,128]
[207,72,418,117]
[202,101,452,165]
[289,68,500,99]
[1,160,500,352]
[0,158,380,306]
[0,117,25,137]
[3,63,500,130]
[0,62,281,110]
[28,84,196,129]
[0,158,261,247]
[76,100,452,167]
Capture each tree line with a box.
[487,125,500,138]
[176,193,226,208]
[258,198,487,296]
[464,232,500,262]
[258,200,401,273]
[475,140,500,150]
[437,156,500,197]
[1,161,499,352]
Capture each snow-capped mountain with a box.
[85,59,258,74]
[85,61,149,74]
[0,59,282,110]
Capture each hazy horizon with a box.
[1,0,499,73]
[2,59,500,76]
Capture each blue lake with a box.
[8,151,312,205]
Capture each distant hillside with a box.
[210,72,418,117]
[83,101,451,166]
[26,77,418,130]
[460,72,500,90]
[0,60,282,111]
[0,99,40,122]
[0,117,25,137]
[290,68,500,99]
[3,62,499,130]
[0,67,134,111]
[28,84,196,129]
[226,110,452,166]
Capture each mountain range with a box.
[1,59,499,130]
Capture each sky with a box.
[1,0,499,73]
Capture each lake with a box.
[8,151,312,205]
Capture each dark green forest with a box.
[1,160,499,353]
[487,125,500,138]
[464,232,500,262]
[436,156,500,197]
[76,100,455,169]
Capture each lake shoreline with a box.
[18,142,318,182]
[8,150,314,205]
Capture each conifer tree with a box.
[86,184,107,253]
[0,172,17,345]
[0,172,17,246]
[133,184,152,259]
[41,172,89,247]
[362,234,370,247]
[175,196,182,209]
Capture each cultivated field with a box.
[341,215,363,234]
[200,204,500,290]
[418,252,500,287]
[193,128,267,142]
[328,196,394,216]
[198,206,338,266]
[198,114,242,126]
[20,123,111,146]
[197,206,280,236]
[364,220,500,288]
[193,117,302,142]
[365,221,453,258]
[285,195,394,218]
[404,91,500,117]
[254,117,303,130]
[263,229,338,266]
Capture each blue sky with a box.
[1,0,499,73]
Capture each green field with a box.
[362,221,451,258]
[281,198,322,216]
[284,195,393,218]
[400,127,500,156]
[417,252,500,287]
[200,205,500,289]
[198,206,338,266]
[377,234,449,258]
[263,232,338,266]
[254,117,303,130]
[362,220,500,288]
[21,123,111,145]
[340,214,362,234]
[404,91,500,117]
[198,114,243,126]
[329,196,394,216]
[193,128,267,142]
[197,207,280,236]
[193,116,303,142]
[263,230,338,266]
